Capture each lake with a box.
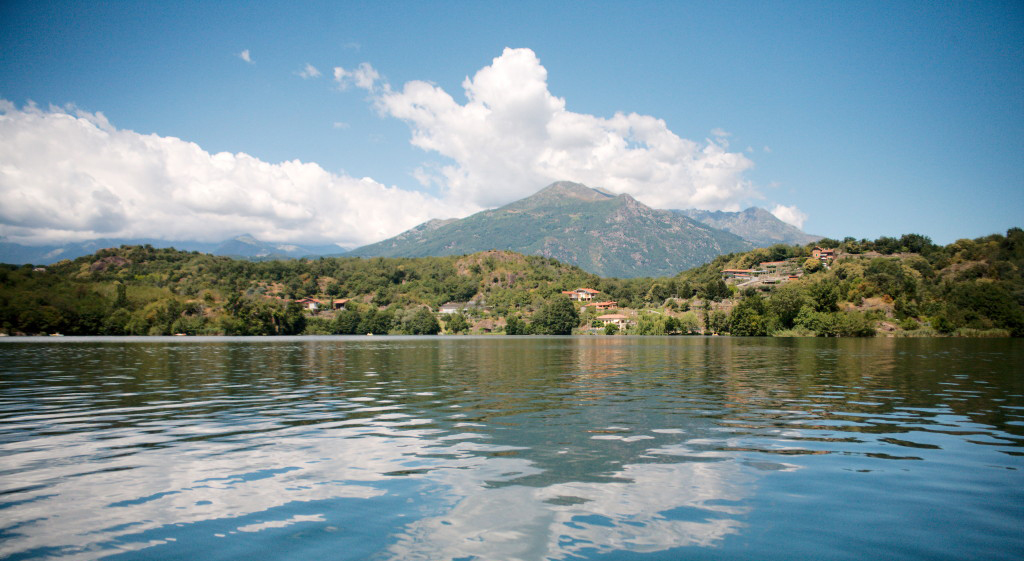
[0,336,1021,560]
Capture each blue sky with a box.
[1,0,1021,247]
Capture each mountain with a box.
[347,181,754,277]
[0,235,348,265]
[212,234,347,260]
[676,207,821,247]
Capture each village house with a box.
[812,247,836,262]
[586,301,618,311]
[597,313,631,329]
[562,288,600,301]
[295,297,323,311]
[439,302,466,314]
[722,269,754,279]
[332,298,349,310]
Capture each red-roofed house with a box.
[597,314,631,328]
[812,247,836,262]
[586,301,618,311]
[295,297,323,311]
[562,288,600,301]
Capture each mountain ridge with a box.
[675,207,821,247]
[0,235,349,265]
[347,181,755,277]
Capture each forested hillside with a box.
[1,229,1021,337]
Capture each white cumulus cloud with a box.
[770,204,808,229]
[298,63,321,79]
[333,63,383,92]
[343,47,759,210]
[0,101,466,246]
[238,49,253,64]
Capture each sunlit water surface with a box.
[0,336,1021,560]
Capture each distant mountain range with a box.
[2,181,821,277]
[347,181,756,277]
[0,235,348,265]
[674,207,821,247]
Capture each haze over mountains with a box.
[0,236,348,266]
[1,182,820,277]
[675,208,821,247]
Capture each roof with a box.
[597,314,629,320]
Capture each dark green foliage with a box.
[530,298,580,335]
[358,309,394,335]
[505,314,527,335]
[1,227,1022,338]
[334,309,362,334]
[809,279,840,313]
[404,307,441,335]
[445,313,470,334]
[767,283,811,329]
[729,294,773,336]
[699,279,731,302]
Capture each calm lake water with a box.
[0,336,1021,561]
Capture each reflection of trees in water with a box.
[2,337,1019,559]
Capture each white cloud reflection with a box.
[386,444,753,560]
[0,413,765,560]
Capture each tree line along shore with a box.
[1,229,1021,338]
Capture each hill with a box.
[0,235,348,265]
[676,207,821,247]
[0,229,1020,337]
[347,181,754,277]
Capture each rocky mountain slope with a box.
[347,182,754,277]
[676,207,821,247]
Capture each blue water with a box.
[0,336,1021,560]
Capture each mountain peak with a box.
[526,181,617,203]
[348,181,752,277]
[677,207,820,247]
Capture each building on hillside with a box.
[586,301,618,311]
[812,247,836,262]
[295,297,323,311]
[439,302,466,314]
[722,269,754,279]
[332,298,350,310]
[597,314,631,329]
[562,288,600,301]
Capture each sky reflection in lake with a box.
[0,336,1021,560]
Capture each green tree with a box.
[407,307,440,335]
[803,257,823,274]
[767,283,812,329]
[809,279,840,312]
[446,313,470,334]
[505,314,527,335]
[699,279,731,302]
[709,311,729,334]
[358,309,394,335]
[531,298,580,335]
[729,294,770,336]
[334,309,362,334]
